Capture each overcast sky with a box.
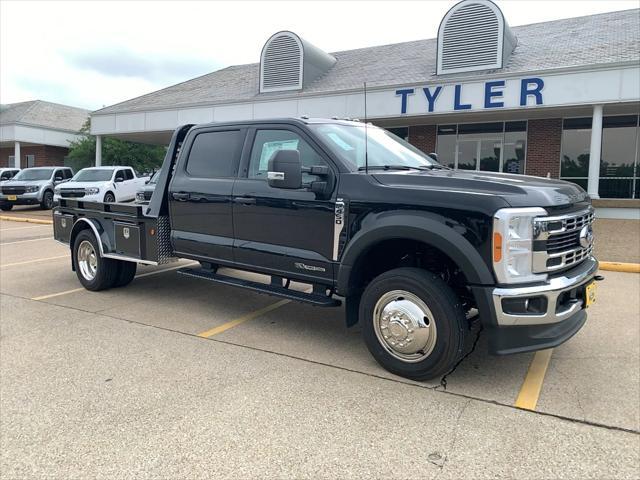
[1,0,637,111]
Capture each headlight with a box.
[85,187,100,195]
[25,185,39,193]
[136,192,145,202]
[492,207,547,284]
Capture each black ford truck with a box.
[53,118,599,380]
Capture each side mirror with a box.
[267,150,302,189]
[115,177,124,183]
[428,152,439,163]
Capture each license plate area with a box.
[585,281,596,308]
[7,195,17,201]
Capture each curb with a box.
[599,262,640,273]
[0,215,53,225]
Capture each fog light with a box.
[502,296,548,315]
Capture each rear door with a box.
[168,126,246,263]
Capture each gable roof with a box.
[0,100,90,132]
[94,9,639,115]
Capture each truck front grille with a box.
[2,186,26,195]
[60,189,85,198]
[533,207,595,273]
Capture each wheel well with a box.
[347,239,474,309]
[104,191,114,199]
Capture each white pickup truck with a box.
[54,166,148,204]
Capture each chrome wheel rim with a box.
[373,290,437,363]
[77,240,98,281]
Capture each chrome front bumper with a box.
[493,257,598,326]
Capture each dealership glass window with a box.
[25,154,35,168]
[560,115,640,198]
[436,121,526,173]
[8,155,15,166]
[386,127,409,141]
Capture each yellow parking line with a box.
[0,215,52,225]
[514,348,553,410]
[1,254,69,268]
[1,237,53,246]
[31,263,194,301]
[198,299,290,338]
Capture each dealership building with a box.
[90,1,639,208]
[0,100,89,168]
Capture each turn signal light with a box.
[493,232,503,262]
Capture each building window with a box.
[386,127,409,141]
[560,115,640,198]
[436,121,526,173]
[8,155,15,167]
[25,154,35,168]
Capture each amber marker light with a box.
[493,232,503,262]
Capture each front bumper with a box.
[0,192,42,205]
[472,257,599,355]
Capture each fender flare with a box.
[337,210,494,295]
[69,217,113,258]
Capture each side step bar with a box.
[177,267,341,307]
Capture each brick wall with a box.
[525,119,562,178]
[408,125,437,154]
[0,145,69,168]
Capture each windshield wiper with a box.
[358,165,421,171]
[357,164,449,172]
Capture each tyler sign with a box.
[395,77,545,114]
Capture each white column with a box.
[95,135,102,166]
[14,141,20,168]
[587,105,603,199]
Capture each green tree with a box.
[65,120,166,174]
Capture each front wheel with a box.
[103,192,116,203]
[40,190,54,209]
[73,230,119,291]
[360,268,467,381]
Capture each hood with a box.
[2,179,50,188]
[372,169,589,209]
[57,181,109,190]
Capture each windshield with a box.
[72,169,114,182]
[12,168,54,181]
[309,124,438,171]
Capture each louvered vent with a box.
[437,0,516,75]
[260,33,303,93]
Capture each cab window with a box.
[248,129,328,182]
[124,169,134,180]
[185,130,244,178]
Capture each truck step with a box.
[176,267,341,307]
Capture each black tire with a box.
[40,190,54,209]
[72,230,119,291]
[0,204,13,211]
[103,192,116,203]
[113,261,137,287]
[360,267,467,381]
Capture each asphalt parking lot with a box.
[1,212,639,479]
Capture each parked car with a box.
[0,168,20,183]
[53,118,600,381]
[135,170,159,204]
[0,166,73,210]
[54,166,148,204]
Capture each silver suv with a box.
[0,167,73,211]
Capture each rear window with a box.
[186,130,243,178]
[125,169,134,180]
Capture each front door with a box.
[232,127,337,283]
[169,127,246,263]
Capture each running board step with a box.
[177,267,341,307]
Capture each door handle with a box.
[234,196,256,205]
[172,192,190,201]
